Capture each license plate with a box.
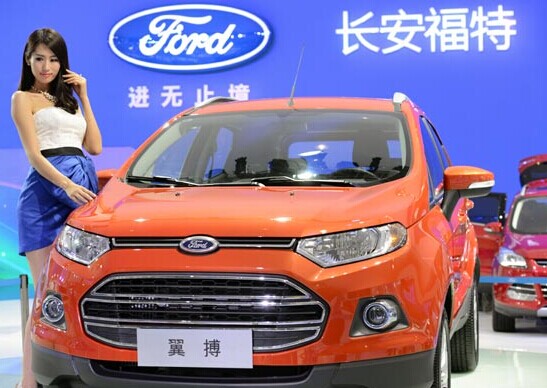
[137,328,253,368]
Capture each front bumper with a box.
[494,300,547,318]
[32,236,448,365]
[33,342,435,388]
[493,281,547,318]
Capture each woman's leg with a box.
[20,245,51,388]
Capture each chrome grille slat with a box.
[84,321,321,351]
[508,284,536,294]
[83,316,323,326]
[87,292,310,301]
[541,285,547,298]
[81,273,328,352]
[83,297,322,307]
[112,237,296,249]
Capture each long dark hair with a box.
[18,28,78,114]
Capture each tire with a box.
[478,290,492,312]
[432,309,451,388]
[450,282,479,372]
[492,308,516,332]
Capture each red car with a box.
[468,192,507,311]
[492,154,547,331]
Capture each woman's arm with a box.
[11,91,96,204]
[64,70,102,155]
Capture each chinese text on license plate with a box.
[137,328,253,368]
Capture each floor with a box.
[1,298,547,387]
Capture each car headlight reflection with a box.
[496,247,527,268]
[296,223,407,267]
[56,225,110,265]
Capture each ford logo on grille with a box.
[179,236,219,254]
[108,4,271,72]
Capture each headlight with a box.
[296,223,407,267]
[56,225,110,265]
[496,247,527,268]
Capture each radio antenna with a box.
[288,45,305,107]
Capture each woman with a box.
[11,28,102,388]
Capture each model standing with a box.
[11,28,102,388]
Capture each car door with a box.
[420,117,470,308]
[468,192,507,277]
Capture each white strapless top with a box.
[34,107,86,150]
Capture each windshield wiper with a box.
[126,175,199,187]
[249,176,354,187]
[125,175,354,188]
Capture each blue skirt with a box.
[17,155,98,255]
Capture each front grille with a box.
[508,283,536,296]
[112,237,296,249]
[81,273,328,352]
[91,360,312,384]
[535,259,547,267]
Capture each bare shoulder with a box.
[11,90,32,107]
[12,90,27,101]
[12,91,45,115]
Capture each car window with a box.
[423,118,451,167]
[510,196,547,234]
[127,110,411,187]
[469,194,505,224]
[151,127,199,178]
[203,127,234,180]
[419,117,446,204]
[520,161,547,186]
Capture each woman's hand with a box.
[63,69,87,99]
[64,181,96,205]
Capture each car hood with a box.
[69,178,426,238]
[505,233,547,258]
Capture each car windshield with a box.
[127,109,410,187]
[510,196,547,234]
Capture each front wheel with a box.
[450,282,479,372]
[492,308,516,332]
[432,309,451,388]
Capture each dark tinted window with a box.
[469,194,505,224]
[520,162,547,186]
[419,117,445,203]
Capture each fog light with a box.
[507,286,536,302]
[362,300,398,330]
[42,294,65,323]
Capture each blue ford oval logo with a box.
[179,236,219,254]
[108,4,271,71]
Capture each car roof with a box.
[182,97,406,116]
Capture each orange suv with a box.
[31,94,493,388]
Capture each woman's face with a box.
[28,43,60,88]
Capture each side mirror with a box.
[442,166,495,219]
[97,168,117,191]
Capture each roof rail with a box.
[182,96,238,116]
[392,92,410,112]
